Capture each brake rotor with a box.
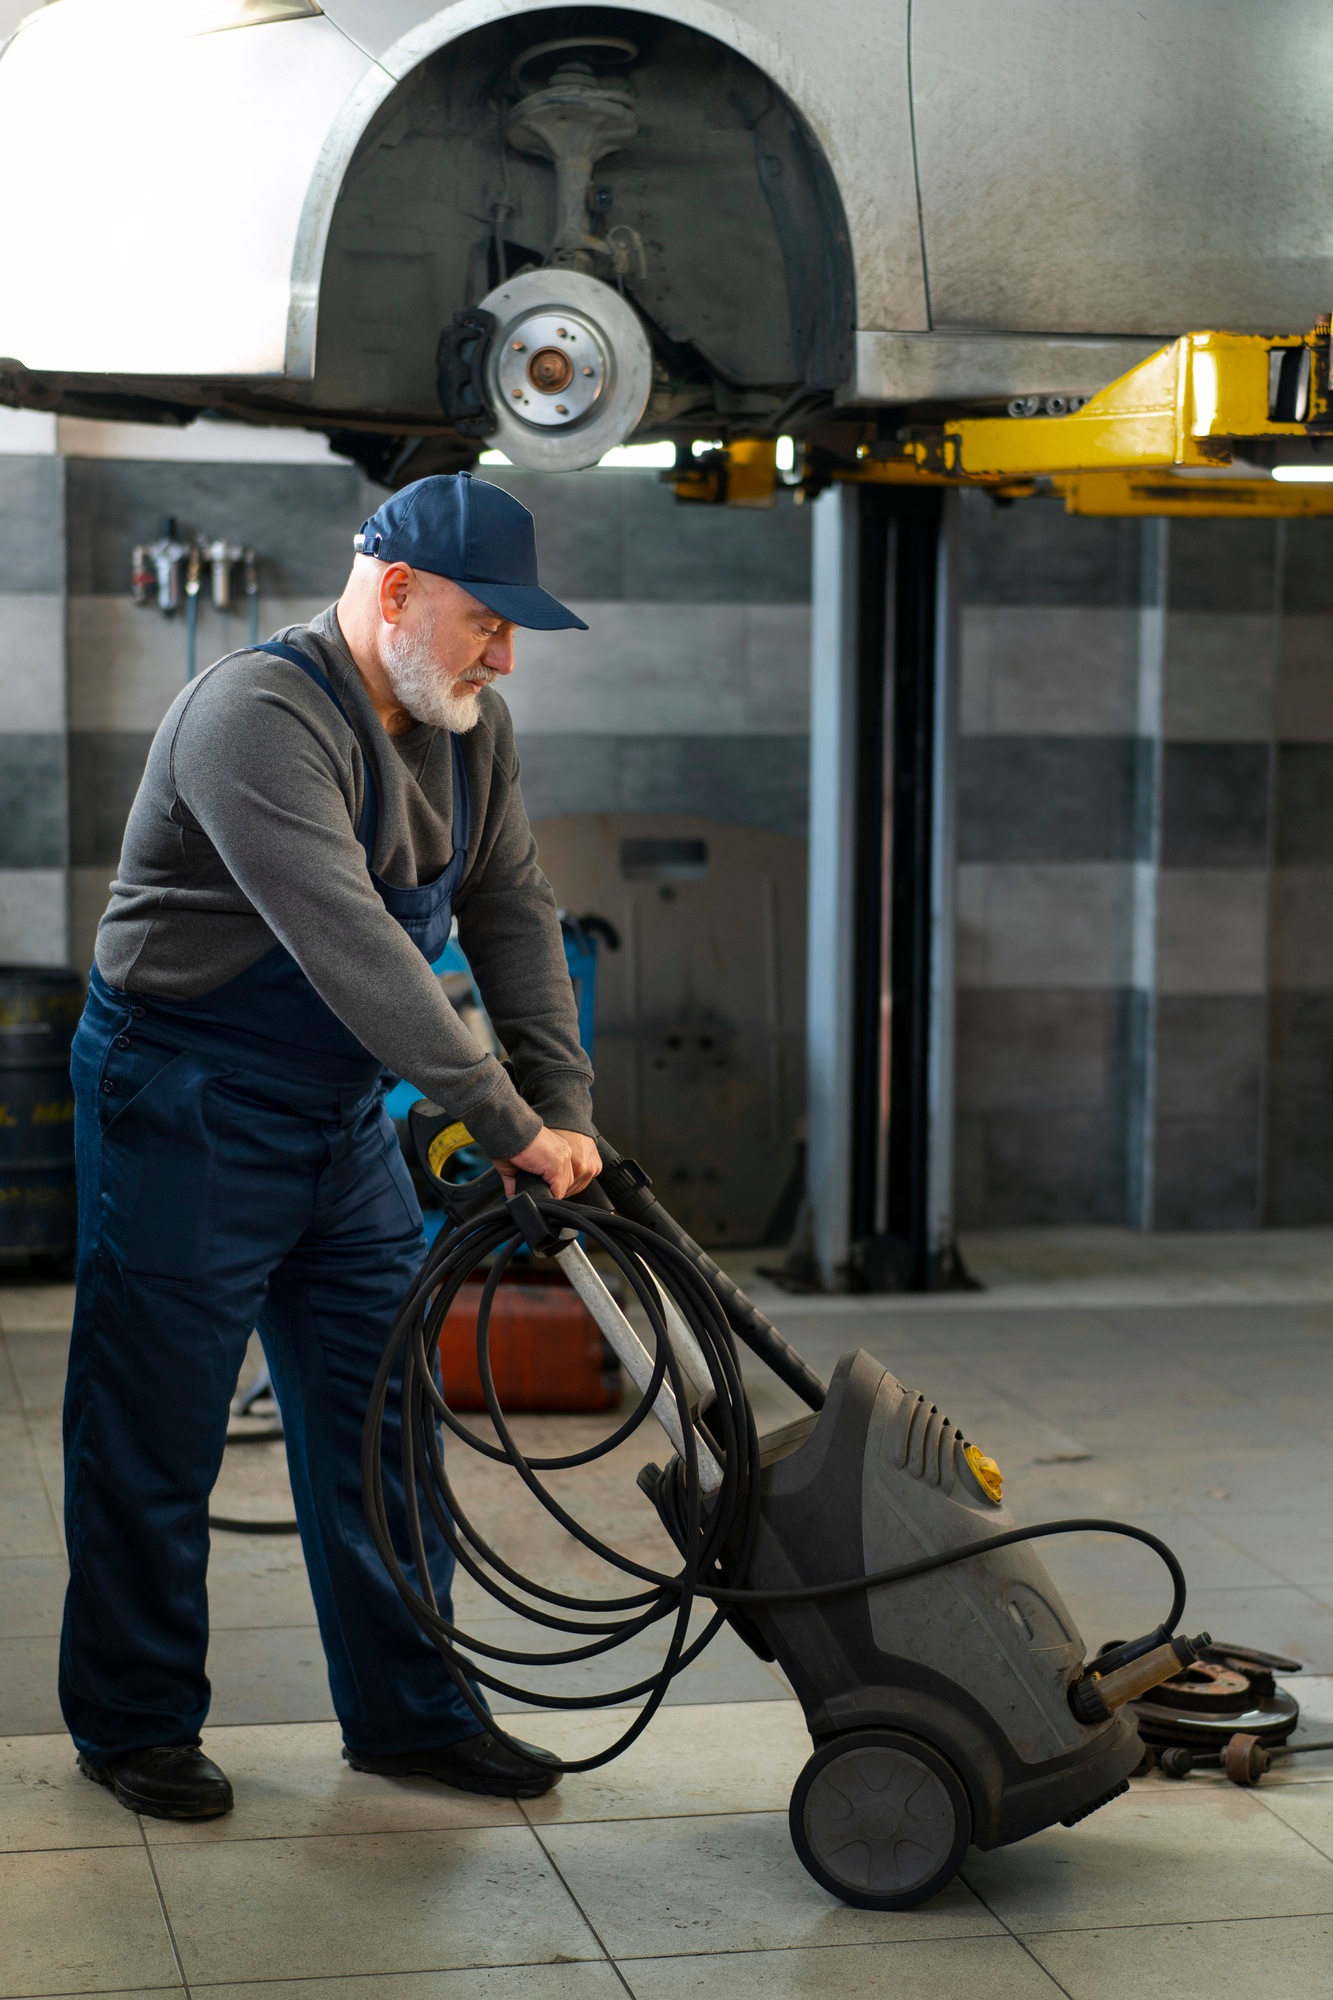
[476,268,651,471]
[1121,1639,1301,1748]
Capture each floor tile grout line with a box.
[162,1927,1183,1985]
[84,1918,1333,1996]
[78,1784,1333,1841]
[180,1967,632,1992]
[958,1875,1075,1999]
[140,1819,533,1847]
[137,1813,193,1999]
[4,1988,183,1999]
[1247,1781,1333,1868]
[24,1777,1333,1862]
[3,1970,628,1999]
[1005,1905,1333,1938]
[522,1813,638,1998]
[604,1928,1080,1961]
[125,1803,793,1848]
[9,1914,1333,2000]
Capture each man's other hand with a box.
[498,1127,601,1200]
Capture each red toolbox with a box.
[438,1266,622,1413]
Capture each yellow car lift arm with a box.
[672,319,1333,517]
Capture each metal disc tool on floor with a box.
[363,1108,1208,1911]
[1124,1639,1301,1752]
[1113,1640,1333,1787]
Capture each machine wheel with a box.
[789,1729,972,1910]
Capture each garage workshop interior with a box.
[3,5,1333,1998]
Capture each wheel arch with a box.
[287,0,864,382]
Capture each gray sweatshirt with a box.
[94,605,593,1160]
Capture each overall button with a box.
[101,1077,117,1095]
[114,1034,131,1051]
[130,1006,146,1019]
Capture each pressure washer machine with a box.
[364,1111,1207,1911]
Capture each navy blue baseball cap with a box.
[354,472,586,631]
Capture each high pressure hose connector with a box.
[1069,1630,1211,1725]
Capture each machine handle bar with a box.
[407,1100,824,1408]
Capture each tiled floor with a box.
[5,1229,1333,1996]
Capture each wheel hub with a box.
[803,1745,957,1895]
[494,310,606,428]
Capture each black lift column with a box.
[805,482,965,1292]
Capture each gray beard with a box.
[383,615,495,732]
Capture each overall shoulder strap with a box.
[252,640,378,858]
[449,731,471,860]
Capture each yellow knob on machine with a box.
[964,1443,1004,1505]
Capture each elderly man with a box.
[62,473,599,1820]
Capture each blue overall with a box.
[60,642,484,1763]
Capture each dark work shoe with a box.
[344,1730,561,1799]
[78,1744,235,1821]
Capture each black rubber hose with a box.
[362,1176,1190,1774]
[704,1518,1186,1630]
[209,1513,299,1535]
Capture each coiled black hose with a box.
[362,1185,763,1771]
[361,1170,1189,1774]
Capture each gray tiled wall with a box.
[1152,994,1267,1229]
[952,494,1330,1232]
[955,495,1147,1224]
[1166,520,1279,614]
[62,457,379,971]
[3,439,1330,1234]
[1150,531,1279,1229]
[957,736,1144,862]
[488,470,811,836]
[67,731,157,869]
[1276,744,1333,862]
[513,731,807,836]
[1268,992,1333,1222]
[0,457,65,590]
[52,455,813,968]
[1159,743,1271,866]
[1267,520,1333,1220]
[489,469,812,604]
[0,736,66,869]
[955,986,1132,1224]
[0,455,67,963]
[961,496,1142,607]
[64,460,377,598]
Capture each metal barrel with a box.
[0,966,83,1260]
